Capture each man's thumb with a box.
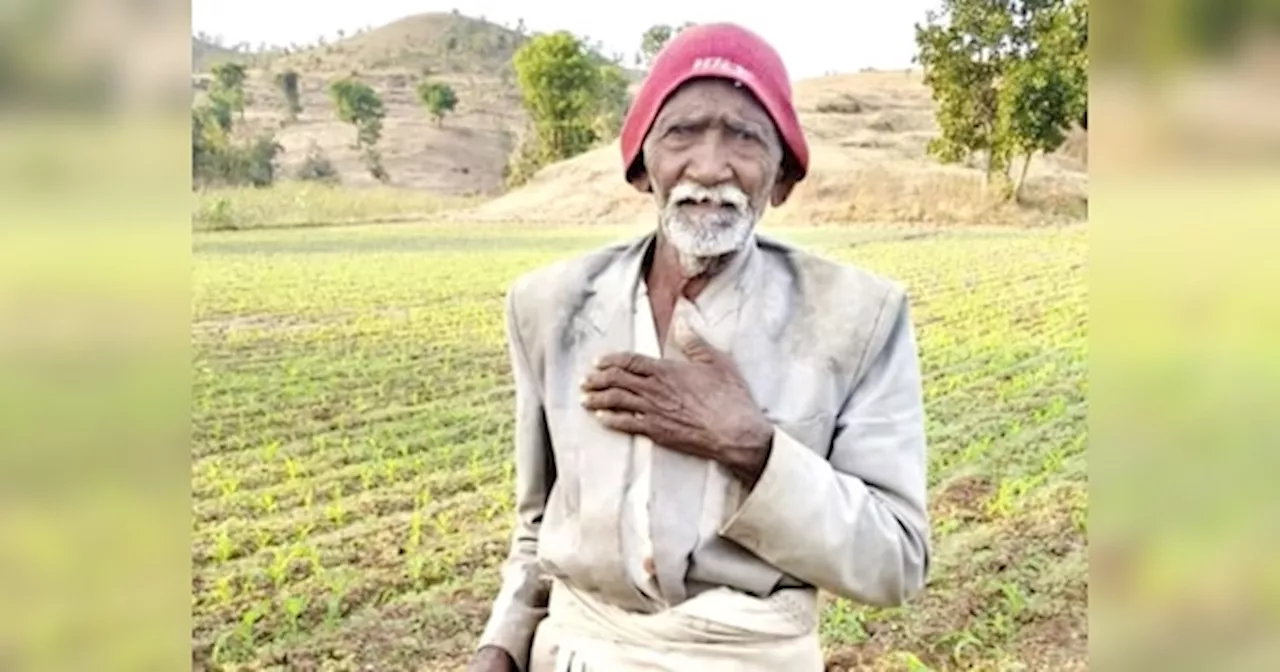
[674,319,716,363]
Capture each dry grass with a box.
[192,182,482,231]
[456,69,1088,227]
[213,62,527,197]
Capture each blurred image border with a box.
[1,0,1279,670]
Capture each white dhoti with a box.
[528,579,825,672]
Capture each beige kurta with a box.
[528,243,825,670]
[618,275,663,604]
[620,253,748,607]
[620,240,757,610]
[477,231,932,672]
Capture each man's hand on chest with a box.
[579,319,775,488]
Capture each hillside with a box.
[193,12,644,196]
[224,65,525,195]
[269,12,528,77]
[194,13,530,195]
[192,13,1086,223]
[456,69,1089,227]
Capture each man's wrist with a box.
[720,419,774,488]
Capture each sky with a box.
[191,0,943,81]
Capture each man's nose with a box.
[683,135,734,186]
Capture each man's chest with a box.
[539,302,846,468]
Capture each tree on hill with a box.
[914,0,1087,201]
[417,80,459,126]
[639,22,696,67]
[593,62,631,140]
[329,77,389,182]
[994,0,1087,197]
[192,99,282,189]
[193,56,282,189]
[202,93,234,135]
[512,31,603,161]
[508,31,633,186]
[210,62,248,121]
[275,69,303,121]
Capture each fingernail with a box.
[580,393,589,406]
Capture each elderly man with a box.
[469,23,930,672]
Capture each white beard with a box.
[657,182,759,277]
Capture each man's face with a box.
[639,78,787,276]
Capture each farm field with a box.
[191,221,1088,671]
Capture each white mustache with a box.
[665,182,750,212]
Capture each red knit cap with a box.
[620,22,809,189]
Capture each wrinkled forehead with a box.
[651,77,778,135]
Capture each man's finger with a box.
[582,388,650,415]
[595,352,663,376]
[593,409,648,436]
[580,366,651,394]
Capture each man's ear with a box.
[770,176,797,207]
[629,169,653,193]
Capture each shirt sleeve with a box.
[718,297,931,607]
[475,286,555,671]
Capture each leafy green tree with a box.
[914,1,1012,175]
[240,134,285,187]
[994,1,1088,198]
[416,81,459,127]
[329,77,388,182]
[191,106,226,180]
[507,32,643,186]
[204,93,235,134]
[593,63,631,140]
[512,31,603,163]
[276,69,303,121]
[329,78,384,147]
[210,62,248,121]
[914,0,1087,200]
[191,104,282,189]
[640,26,674,67]
[639,22,696,67]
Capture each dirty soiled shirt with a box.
[478,229,933,672]
[619,277,663,603]
[619,243,756,608]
